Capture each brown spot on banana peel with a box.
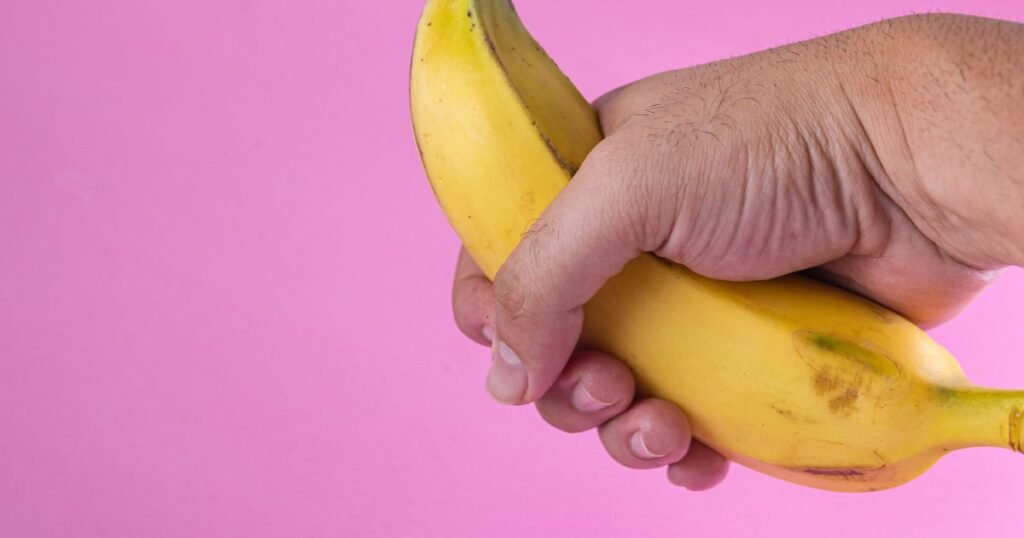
[770,404,797,420]
[801,468,869,478]
[769,404,820,424]
[811,367,862,415]
[796,332,903,416]
[813,367,842,393]
[797,462,889,481]
[828,387,860,413]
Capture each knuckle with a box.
[492,265,530,321]
[595,83,645,133]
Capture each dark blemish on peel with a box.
[801,467,867,478]
[770,405,796,420]
[794,332,909,417]
[812,368,861,414]
[813,368,840,393]
[828,387,860,412]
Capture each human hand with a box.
[451,13,1022,489]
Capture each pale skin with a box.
[451,13,1024,490]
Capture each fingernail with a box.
[629,430,667,460]
[486,339,527,404]
[482,325,495,344]
[570,382,614,413]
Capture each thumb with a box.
[487,141,655,404]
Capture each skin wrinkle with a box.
[829,60,894,250]
[820,131,866,258]
[786,113,833,267]
[778,79,827,266]
[799,128,823,244]
[636,147,672,251]
[878,76,928,223]
[729,142,755,265]
[623,15,1020,278]
[685,157,722,272]
[713,156,750,271]
[806,25,921,258]
[841,143,891,259]
[614,170,654,262]
[814,137,851,261]
[636,88,691,257]
[836,93,894,258]
[809,55,867,250]
[665,155,707,268]
[601,137,667,254]
[665,68,772,273]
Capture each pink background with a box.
[2,0,1023,536]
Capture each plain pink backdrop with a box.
[2,0,1023,536]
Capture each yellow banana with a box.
[409,0,1024,492]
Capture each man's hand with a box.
[451,13,1023,489]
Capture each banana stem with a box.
[938,386,1024,452]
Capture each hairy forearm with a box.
[845,14,1024,267]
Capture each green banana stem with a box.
[940,386,1024,452]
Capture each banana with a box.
[409,0,1024,492]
